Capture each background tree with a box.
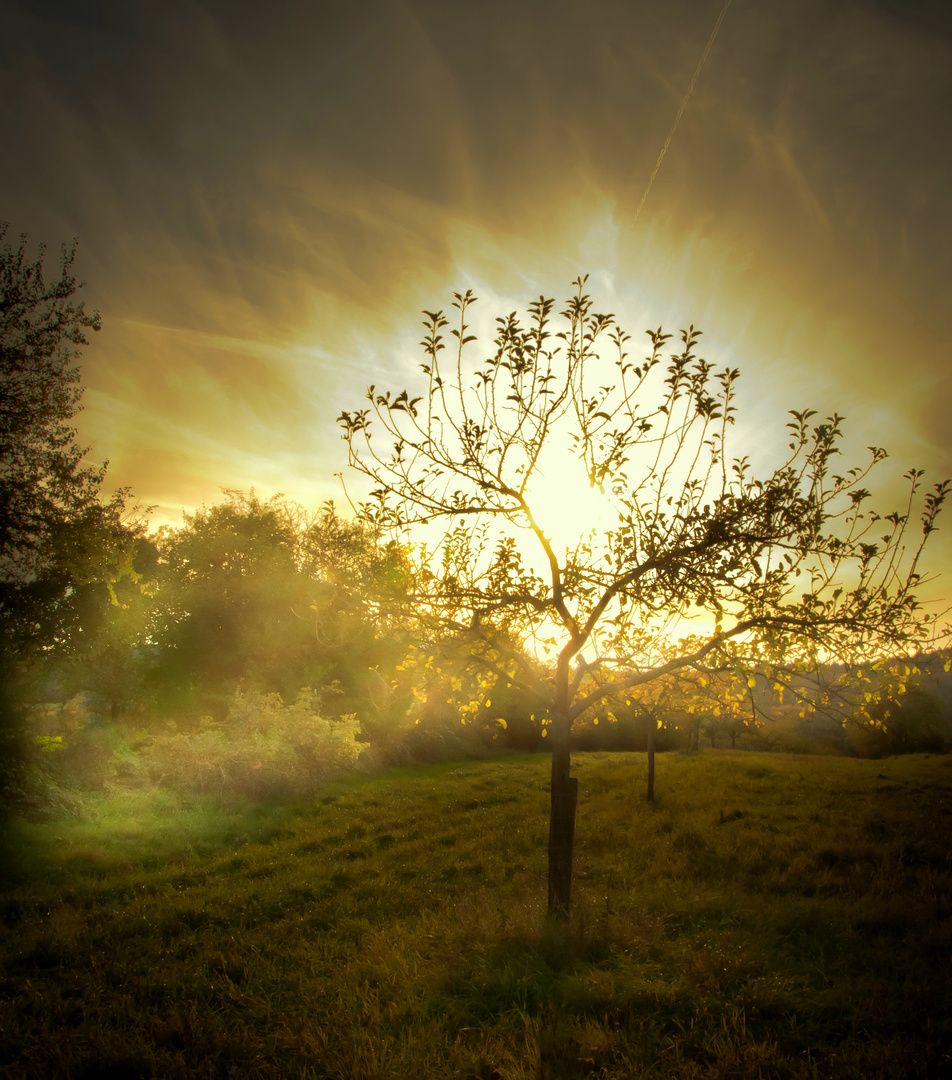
[339,277,949,917]
[151,491,309,715]
[0,223,130,813]
[149,492,411,732]
[296,497,417,731]
[607,671,706,800]
[1,224,105,607]
[21,503,156,717]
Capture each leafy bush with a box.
[5,694,112,818]
[139,688,360,799]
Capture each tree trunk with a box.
[547,714,577,919]
[646,719,656,803]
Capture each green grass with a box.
[2,751,951,1078]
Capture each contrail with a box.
[633,0,733,223]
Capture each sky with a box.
[2,0,951,593]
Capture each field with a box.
[1,750,950,1079]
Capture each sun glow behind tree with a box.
[339,275,948,916]
[518,445,616,554]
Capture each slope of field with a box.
[1,751,950,1078]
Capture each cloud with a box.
[3,0,950,588]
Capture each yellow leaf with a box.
[541,729,548,738]
[747,676,756,688]
[593,718,599,726]
[495,718,507,729]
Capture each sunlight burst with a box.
[522,446,617,553]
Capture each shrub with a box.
[139,688,360,799]
[5,694,114,818]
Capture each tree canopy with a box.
[1,224,104,581]
[339,276,950,915]
[0,224,138,812]
[0,224,144,659]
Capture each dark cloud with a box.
[864,0,952,41]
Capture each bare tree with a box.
[338,276,948,917]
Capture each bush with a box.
[4,694,113,818]
[139,688,360,799]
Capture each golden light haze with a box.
[2,0,950,590]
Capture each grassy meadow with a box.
[1,749,950,1079]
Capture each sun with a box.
[521,445,617,554]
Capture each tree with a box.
[0,224,145,667]
[607,670,716,800]
[0,224,119,812]
[338,277,949,917]
[42,521,159,723]
[1,224,104,593]
[150,492,319,714]
[150,492,411,725]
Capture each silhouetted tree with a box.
[339,277,948,917]
[1,225,104,602]
[0,224,133,809]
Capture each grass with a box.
[1,750,950,1078]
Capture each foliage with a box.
[137,687,361,799]
[149,491,310,710]
[148,492,409,722]
[0,225,145,818]
[339,276,950,913]
[5,486,527,806]
[0,224,111,638]
[374,630,542,761]
[0,505,153,815]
